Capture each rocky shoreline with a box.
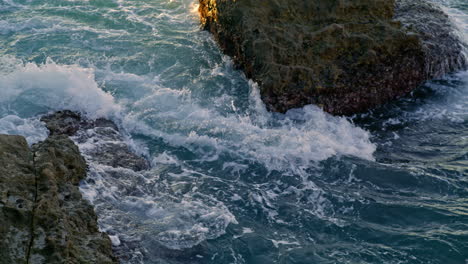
[199,0,467,115]
[0,110,149,263]
[0,135,116,263]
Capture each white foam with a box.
[242,227,254,234]
[439,2,468,58]
[125,81,376,175]
[270,239,301,248]
[74,126,237,251]
[152,198,238,249]
[81,164,238,250]
[0,115,48,144]
[109,235,121,246]
[0,56,121,120]
[152,152,180,165]
[0,0,24,9]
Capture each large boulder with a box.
[0,134,116,264]
[199,0,467,115]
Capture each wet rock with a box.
[41,110,150,171]
[0,134,116,263]
[41,110,118,136]
[395,0,467,77]
[30,136,116,263]
[0,135,35,264]
[40,111,83,136]
[199,0,467,115]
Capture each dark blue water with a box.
[0,0,467,263]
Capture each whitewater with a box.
[0,0,467,263]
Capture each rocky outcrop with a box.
[0,134,116,263]
[41,110,149,171]
[199,0,467,115]
[0,135,35,264]
[41,110,153,262]
[0,110,152,263]
[395,0,466,78]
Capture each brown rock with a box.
[0,134,117,264]
[199,0,466,115]
[41,110,149,171]
[0,135,35,264]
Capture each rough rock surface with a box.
[41,110,149,171]
[395,0,466,77]
[0,134,116,264]
[199,0,467,115]
[0,135,35,264]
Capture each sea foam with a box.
[122,80,376,175]
[0,56,121,120]
[0,115,48,144]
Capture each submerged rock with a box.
[199,0,467,115]
[41,110,150,171]
[0,134,116,263]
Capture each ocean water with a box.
[0,0,467,263]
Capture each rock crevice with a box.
[25,148,39,264]
[0,131,117,263]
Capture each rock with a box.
[395,0,466,77]
[41,110,119,136]
[40,111,83,136]
[0,135,35,264]
[41,110,150,171]
[0,134,116,263]
[1,111,149,263]
[199,0,467,115]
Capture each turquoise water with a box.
[0,0,467,263]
